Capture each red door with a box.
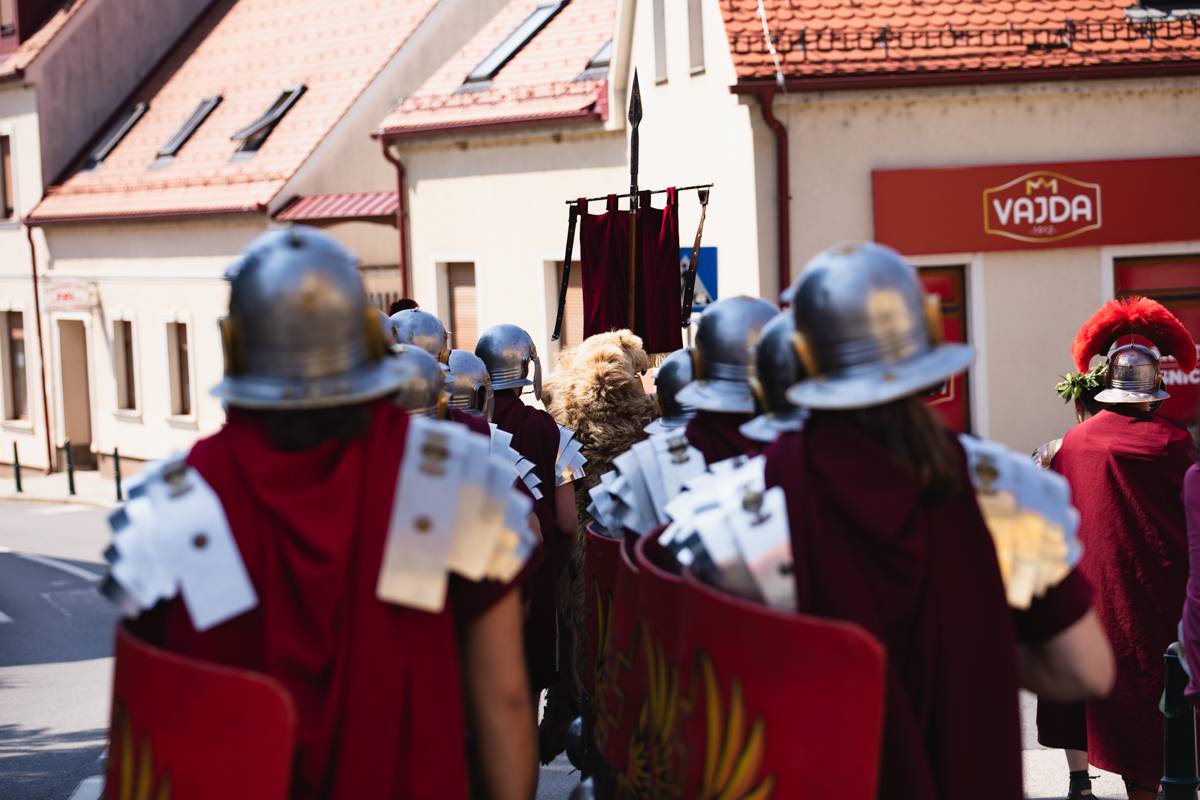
[1115,256,1200,431]
[919,266,972,433]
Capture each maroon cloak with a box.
[450,408,491,439]
[1041,408,1193,781]
[139,400,514,799]
[765,416,1026,800]
[1182,465,1200,705]
[684,410,762,464]
[493,391,568,690]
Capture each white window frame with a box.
[0,305,31,429]
[652,0,668,84]
[111,313,142,420]
[162,314,196,425]
[687,0,706,75]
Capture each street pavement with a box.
[0,501,114,800]
[0,498,1142,799]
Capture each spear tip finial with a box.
[628,69,643,125]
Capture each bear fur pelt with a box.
[537,330,658,763]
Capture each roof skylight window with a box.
[85,103,148,169]
[464,1,566,85]
[155,96,222,162]
[231,85,305,156]
[577,37,612,80]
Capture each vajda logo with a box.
[982,170,1102,244]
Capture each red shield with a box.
[584,524,623,698]
[107,623,296,800]
[592,534,642,783]
[675,571,887,799]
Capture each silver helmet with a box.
[390,345,448,418]
[377,308,397,348]
[645,349,696,435]
[785,242,973,410]
[213,226,401,409]
[476,323,542,397]
[674,296,778,414]
[390,308,450,366]
[1094,344,1169,404]
[741,313,809,443]
[447,349,494,418]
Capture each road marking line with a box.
[68,776,104,800]
[14,553,101,582]
[0,608,12,623]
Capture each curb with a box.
[0,492,118,509]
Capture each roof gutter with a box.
[733,83,791,300]
[377,106,604,139]
[734,58,1200,95]
[24,204,266,226]
[379,139,410,299]
[25,225,54,474]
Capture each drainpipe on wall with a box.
[741,84,791,300]
[380,138,411,299]
[25,225,53,474]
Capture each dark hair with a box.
[389,298,419,315]
[245,402,375,451]
[818,394,962,500]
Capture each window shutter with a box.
[447,263,479,353]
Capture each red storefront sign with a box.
[873,156,1200,255]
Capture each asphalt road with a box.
[0,501,115,800]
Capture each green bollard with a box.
[12,442,20,493]
[114,447,123,502]
[65,439,75,496]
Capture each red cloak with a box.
[136,400,515,799]
[450,408,491,439]
[684,410,762,464]
[1042,408,1193,781]
[764,416,1025,800]
[493,391,568,690]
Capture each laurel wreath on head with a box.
[1055,363,1107,403]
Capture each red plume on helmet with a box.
[1071,296,1197,374]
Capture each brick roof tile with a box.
[723,0,1200,82]
[379,0,614,137]
[31,0,439,222]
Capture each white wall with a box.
[775,75,1200,451]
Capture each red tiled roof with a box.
[275,190,398,222]
[722,1,1200,84]
[30,0,440,222]
[379,0,614,136]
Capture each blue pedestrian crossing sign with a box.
[680,246,717,313]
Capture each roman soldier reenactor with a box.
[390,307,451,367]
[765,242,1111,800]
[674,296,778,463]
[1038,296,1197,800]
[643,348,695,436]
[476,324,586,737]
[741,312,808,444]
[99,227,539,799]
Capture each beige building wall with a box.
[0,86,49,469]
[775,75,1200,452]
[40,217,264,465]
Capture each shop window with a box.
[1115,255,1200,430]
[232,86,305,155]
[554,261,583,350]
[446,263,478,352]
[3,310,27,420]
[166,322,192,417]
[688,0,705,74]
[0,135,12,218]
[918,266,971,434]
[114,320,137,411]
[653,0,668,83]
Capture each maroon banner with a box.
[873,156,1200,255]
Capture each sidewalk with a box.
[0,470,120,509]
